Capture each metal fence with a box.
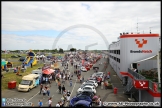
[149,80,161,93]
[128,68,146,79]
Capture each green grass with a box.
[1,53,65,91]
[1,63,44,91]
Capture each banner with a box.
[133,79,149,90]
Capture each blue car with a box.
[69,94,92,107]
[73,100,92,107]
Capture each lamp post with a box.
[157,51,161,87]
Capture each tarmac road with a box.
[2,57,108,107]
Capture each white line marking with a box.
[56,89,58,92]
[65,78,77,107]
[26,91,39,102]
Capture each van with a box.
[18,74,39,92]
[31,69,43,84]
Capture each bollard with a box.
[114,87,117,94]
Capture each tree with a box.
[59,48,64,53]
[70,48,76,52]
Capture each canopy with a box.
[42,69,54,75]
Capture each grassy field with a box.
[1,63,44,91]
[1,53,65,91]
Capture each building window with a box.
[119,59,120,63]
[119,50,120,55]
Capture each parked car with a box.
[73,100,92,107]
[17,55,22,57]
[92,72,104,78]
[69,94,92,107]
[19,57,26,61]
[77,85,96,94]
[80,82,96,89]
[80,66,87,72]
[76,91,95,99]
[11,55,19,58]
[83,80,98,87]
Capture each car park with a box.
[17,55,22,57]
[83,80,98,87]
[11,55,19,58]
[77,85,96,94]
[69,94,92,107]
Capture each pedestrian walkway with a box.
[102,62,129,104]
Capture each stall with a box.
[42,64,55,84]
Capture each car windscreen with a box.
[83,87,92,90]
[20,80,31,85]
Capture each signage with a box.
[133,79,149,90]
[130,39,152,53]
[135,39,147,48]
[130,50,152,53]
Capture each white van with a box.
[18,74,39,92]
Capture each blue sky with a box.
[2,2,160,50]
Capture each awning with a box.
[43,69,54,74]
[133,55,157,63]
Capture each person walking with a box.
[66,90,71,102]
[42,87,47,99]
[39,84,43,94]
[101,81,104,89]
[69,78,72,87]
[47,87,50,97]
[45,76,48,85]
[61,85,66,94]
[56,102,60,107]
[58,84,62,94]
[38,100,43,107]
[48,97,52,107]
[55,78,58,86]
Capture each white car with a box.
[77,85,96,94]
[92,72,104,78]
[80,66,87,72]
[83,80,98,87]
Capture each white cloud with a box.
[2,1,160,50]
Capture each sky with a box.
[1,1,161,50]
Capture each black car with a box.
[76,91,95,99]
[19,57,26,61]
[11,55,19,58]
[17,55,22,57]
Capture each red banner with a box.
[133,79,149,90]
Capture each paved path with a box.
[2,56,129,107]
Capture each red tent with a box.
[43,69,54,75]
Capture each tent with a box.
[42,69,54,75]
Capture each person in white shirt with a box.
[98,99,102,106]
[48,97,52,107]
[56,102,60,107]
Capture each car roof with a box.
[74,100,91,105]
[83,85,93,88]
